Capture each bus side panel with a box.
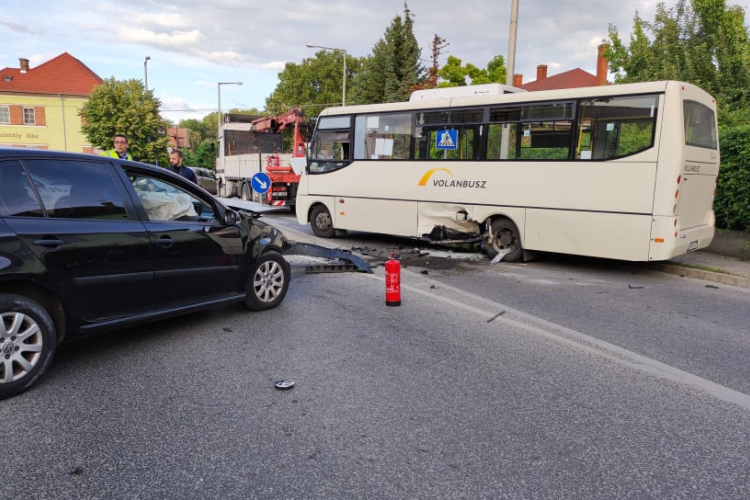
[524,209,652,261]
[334,197,418,237]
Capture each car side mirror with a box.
[223,209,239,226]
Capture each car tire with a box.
[485,217,523,262]
[310,204,335,238]
[0,294,57,400]
[244,251,290,311]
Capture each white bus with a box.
[295,81,719,262]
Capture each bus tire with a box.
[241,183,252,201]
[486,217,523,262]
[310,205,335,238]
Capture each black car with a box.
[0,148,291,399]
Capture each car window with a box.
[21,159,128,220]
[129,173,217,222]
[0,160,44,217]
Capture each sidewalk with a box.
[649,230,750,289]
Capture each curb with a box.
[649,262,750,290]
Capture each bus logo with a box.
[418,168,453,186]
[418,168,487,189]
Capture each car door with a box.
[122,167,246,308]
[0,158,154,325]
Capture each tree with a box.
[607,0,750,231]
[437,54,507,87]
[182,141,216,169]
[352,2,424,103]
[606,0,750,120]
[415,34,450,91]
[80,77,170,163]
[265,52,363,118]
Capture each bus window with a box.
[684,100,717,149]
[576,95,658,160]
[354,113,412,160]
[309,116,351,173]
[415,125,483,160]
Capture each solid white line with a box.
[362,268,750,412]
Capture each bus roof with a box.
[317,81,714,117]
[409,83,525,102]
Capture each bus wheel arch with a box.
[309,204,336,238]
[485,216,523,262]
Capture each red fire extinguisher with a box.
[385,252,401,307]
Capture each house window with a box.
[23,107,35,125]
[0,105,9,124]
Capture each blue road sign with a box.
[435,129,458,150]
[251,172,271,194]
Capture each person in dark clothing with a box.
[168,150,197,184]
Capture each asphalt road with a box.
[2,215,750,500]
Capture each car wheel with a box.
[244,251,290,311]
[310,205,335,238]
[0,294,57,400]
[485,217,523,262]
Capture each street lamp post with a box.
[217,81,243,150]
[144,56,151,91]
[306,44,347,106]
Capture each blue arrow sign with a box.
[251,172,271,194]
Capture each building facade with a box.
[0,53,102,152]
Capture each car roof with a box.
[0,147,169,175]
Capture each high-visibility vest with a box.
[101,150,132,161]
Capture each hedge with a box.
[715,125,750,232]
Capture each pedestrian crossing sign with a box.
[435,129,458,150]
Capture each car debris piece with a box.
[275,380,295,390]
[490,249,511,264]
[306,264,359,274]
[284,242,372,274]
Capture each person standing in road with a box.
[168,149,198,184]
[101,134,133,160]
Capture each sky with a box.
[2,0,750,124]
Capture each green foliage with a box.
[80,77,171,164]
[182,141,216,169]
[715,125,750,231]
[179,118,210,145]
[352,3,424,104]
[438,55,507,86]
[606,0,750,121]
[607,0,750,230]
[265,52,363,117]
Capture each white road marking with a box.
[362,268,750,412]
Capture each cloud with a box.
[0,19,34,34]
[114,28,205,50]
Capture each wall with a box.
[0,93,92,152]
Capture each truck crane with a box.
[215,108,307,210]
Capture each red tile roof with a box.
[521,68,600,92]
[0,52,102,96]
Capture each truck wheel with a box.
[244,251,290,311]
[485,217,523,262]
[310,205,335,238]
[241,183,252,201]
[0,294,57,400]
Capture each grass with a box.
[667,261,729,275]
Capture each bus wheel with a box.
[310,205,335,238]
[241,183,252,201]
[486,217,523,262]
